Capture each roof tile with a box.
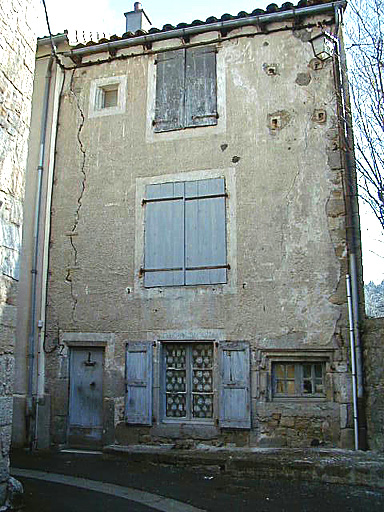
[60,1,336,50]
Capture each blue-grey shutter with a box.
[125,342,152,425]
[185,47,217,128]
[185,178,226,285]
[219,342,251,429]
[154,50,185,132]
[144,182,184,287]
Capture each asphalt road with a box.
[21,478,156,512]
[11,450,384,512]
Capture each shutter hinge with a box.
[191,112,219,121]
[152,118,178,126]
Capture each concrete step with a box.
[104,445,384,488]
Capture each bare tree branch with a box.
[346,0,384,230]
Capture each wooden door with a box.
[68,347,104,447]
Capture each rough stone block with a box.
[36,395,51,450]
[280,416,295,428]
[0,398,12,427]
[0,482,7,507]
[340,428,355,450]
[340,404,348,429]
[0,425,12,457]
[327,150,342,170]
[0,355,14,396]
[0,305,17,330]
[11,395,26,447]
[258,436,287,448]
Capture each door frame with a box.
[67,345,105,447]
[61,333,113,448]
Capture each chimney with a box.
[124,2,152,33]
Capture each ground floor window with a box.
[272,362,325,398]
[163,342,214,420]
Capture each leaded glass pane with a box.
[303,379,313,394]
[192,344,213,368]
[165,344,186,369]
[315,364,323,378]
[166,369,186,392]
[303,364,312,378]
[276,380,284,394]
[286,380,295,394]
[315,378,324,393]
[192,370,213,392]
[193,394,213,418]
[166,393,186,417]
[286,364,295,378]
[275,364,285,379]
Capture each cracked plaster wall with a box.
[0,0,36,504]
[44,21,353,448]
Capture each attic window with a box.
[89,76,127,118]
[101,86,118,109]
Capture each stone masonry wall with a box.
[0,0,36,505]
[364,317,384,451]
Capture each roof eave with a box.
[65,1,346,59]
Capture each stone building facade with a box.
[364,318,384,451]
[15,1,365,451]
[0,0,36,505]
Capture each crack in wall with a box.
[67,69,87,321]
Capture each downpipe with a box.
[335,5,367,449]
[27,55,54,450]
[346,274,359,450]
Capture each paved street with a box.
[11,449,384,511]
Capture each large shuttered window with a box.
[153,47,218,132]
[125,340,251,428]
[142,177,228,287]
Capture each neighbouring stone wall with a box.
[364,317,384,451]
[0,0,36,506]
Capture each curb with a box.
[103,445,384,488]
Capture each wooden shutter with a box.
[125,342,152,425]
[219,342,251,429]
[185,47,218,128]
[154,50,185,132]
[144,182,184,287]
[185,178,227,285]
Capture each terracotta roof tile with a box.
[55,1,337,50]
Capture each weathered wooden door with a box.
[68,347,104,447]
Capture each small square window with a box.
[101,87,118,108]
[272,362,325,398]
[88,76,127,118]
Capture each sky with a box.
[36,1,267,40]
[35,0,383,284]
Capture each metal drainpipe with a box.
[27,54,53,450]
[335,5,367,449]
[346,274,359,450]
